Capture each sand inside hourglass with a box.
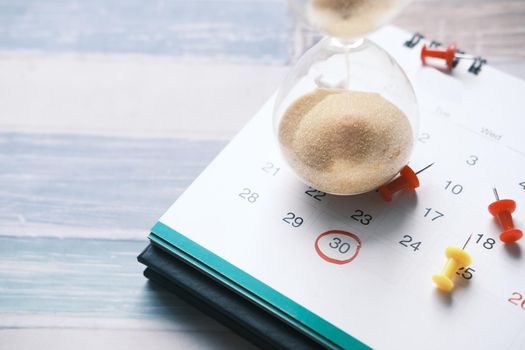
[307,0,395,39]
[278,88,413,194]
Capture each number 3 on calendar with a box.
[315,230,362,265]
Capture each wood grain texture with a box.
[0,0,291,63]
[0,133,225,238]
[0,237,255,349]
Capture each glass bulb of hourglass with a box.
[273,37,419,195]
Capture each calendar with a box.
[149,26,525,349]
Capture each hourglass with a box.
[274,0,418,195]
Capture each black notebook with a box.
[138,243,326,349]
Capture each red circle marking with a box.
[315,230,362,265]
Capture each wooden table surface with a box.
[1,1,524,349]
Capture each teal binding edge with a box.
[149,233,331,347]
[150,221,370,350]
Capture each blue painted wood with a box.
[0,2,294,346]
[0,236,256,348]
[0,133,225,236]
[0,237,201,324]
[0,0,293,63]
[0,131,256,348]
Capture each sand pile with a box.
[278,88,413,194]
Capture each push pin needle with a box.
[462,234,473,250]
[493,187,499,201]
[421,43,477,70]
[415,162,435,175]
[488,187,523,243]
[378,163,434,202]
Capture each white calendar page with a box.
[150,26,525,349]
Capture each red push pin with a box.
[421,43,477,70]
[488,188,523,243]
[378,163,434,202]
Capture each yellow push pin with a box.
[432,237,472,292]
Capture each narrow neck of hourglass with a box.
[328,37,365,90]
[330,37,365,51]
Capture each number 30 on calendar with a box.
[315,230,362,265]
